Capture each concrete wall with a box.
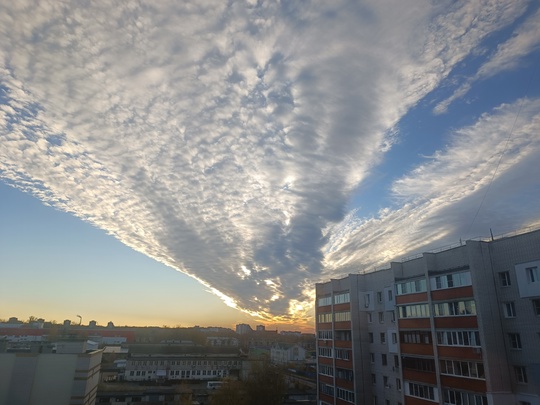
[0,350,102,405]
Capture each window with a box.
[401,331,432,344]
[388,289,393,301]
[403,357,435,372]
[533,299,540,316]
[406,382,435,401]
[396,279,427,295]
[334,291,350,304]
[334,311,351,322]
[398,303,430,318]
[390,311,396,322]
[382,354,387,366]
[434,300,476,316]
[369,332,374,343]
[437,330,481,347]
[372,374,376,384]
[318,347,332,357]
[499,271,511,287]
[440,360,485,379]
[515,366,528,383]
[318,312,332,323]
[377,291,383,302]
[319,365,334,376]
[335,349,351,360]
[318,295,332,306]
[336,387,355,403]
[365,293,371,308]
[526,267,538,283]
[335,330,352,341]
[320,383,334,396]
[509,333,522,349]
[380,332,386,344]
[392,332,397,344]
[383,376,389,386]
[394,355,399,368]
[336,368,354,381]
[318,330,333,340]
[367,312,373,323]
[379,312,384,323]
[443,389,487,405]
[370,352,375,363]
[432,271,472,290]
[503,302,516,318]
[396,378,402,391]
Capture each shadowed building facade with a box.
[0,341,102,405]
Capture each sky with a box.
[1,0,540,331]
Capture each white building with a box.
[271,344,307,365]
[0,341,102,405]
[124,354,245,382]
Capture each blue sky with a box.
[1,0,540,330]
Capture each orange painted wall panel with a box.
[431,286,473,301]
[440,375,486,393]
[334,340,352,348]
[437,345,482,361]
[402,369,437,385]
[396,292,428,304]
[333,303,351,312]
[400,343,434,356]
[434,316,477,329]
[398,318,431,329]
[319,374,334,385]
[405,395,438,405]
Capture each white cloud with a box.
[0,0,537,322]
[324,98,540,274]
[435,4,539,114]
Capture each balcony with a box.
[434,316,477,329]
[400,343,434,356]
[402,368,437,385]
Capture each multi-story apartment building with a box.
[316,228,540,405]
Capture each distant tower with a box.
[89,320,97,328]
[63,319,71,327]
[256,325,265,332]
[106,321,115,328]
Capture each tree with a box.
[210,379,247,405]
[27,315,38,324]
[243,358,286,405]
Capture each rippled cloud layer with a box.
[1,0,539,323]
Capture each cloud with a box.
[0,0,537,323]
[324,98,540,273]
[434,4,540,114]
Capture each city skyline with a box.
[1,1,540,329]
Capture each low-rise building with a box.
[123,353,245,382]
[0,340,102,405]
[271,344,307,365]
